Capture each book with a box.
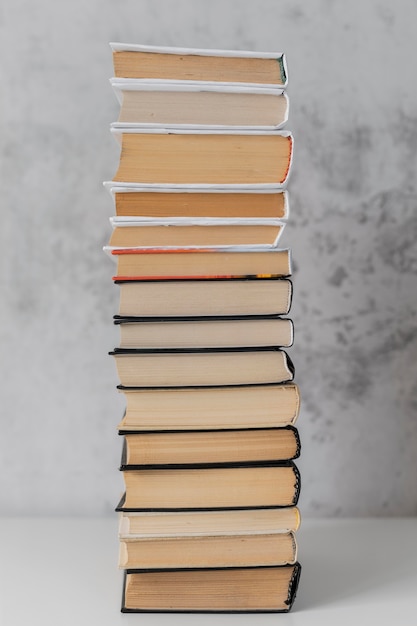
[108,217,285,248]
[116,278,293,317]
[119,530,297,569]
[117,461,300,510]
[117,383,300,431]
[114,315,294,349]
[121,564,301,612]
[108,186,290,219]
[119,507,301,537]
[110,347,294,387]
[110,247,291,280]
[111,80,289,129]
[111,129,293,186]
[111,43,287,88]
[120,426,300,467]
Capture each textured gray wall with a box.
[1,0,416,516]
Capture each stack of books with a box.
[105,42,301,613]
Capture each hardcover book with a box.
[121,564,301,612]
[110,246,292,281]
[111,128,293,187]
[117,383,300,431]
[108,216,285,248]
[115,278,293,317]
[119,530,297,569]
[110,346,295,388]
[120,426,300,467]
[111,43,288,88]
[111,80,289,130]
[107,185,290,219]
[114,315,294,349]
[117,461,300,511]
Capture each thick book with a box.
[108,216,285,248]
[111,43,287,88]
[120,426,300,468]
[119,529,297,569]
[110,346,295,387]
[107,185,290,219]
[117,461,300,511]
[114,315,294,349]
[110,247,291,280]
[117,383,300,431]
[111,80,289,130]
[121,563,301,612]
[111,128,293,187]
[116,278,293,317]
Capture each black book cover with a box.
[111,345,292,356]
[115,277,293,285]
[114,313,291,322]
[117,380,296,390]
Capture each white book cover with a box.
[110,78,285,96]
[110,42,286,59]
[110,126,292,138]
[109,217,286,227]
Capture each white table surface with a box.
[0,517,416,625]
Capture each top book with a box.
[110,43,287,88]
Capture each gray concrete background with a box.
[1,0,416,516]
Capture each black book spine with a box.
[114,314,289,323]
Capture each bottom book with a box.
[122,563,301,613]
